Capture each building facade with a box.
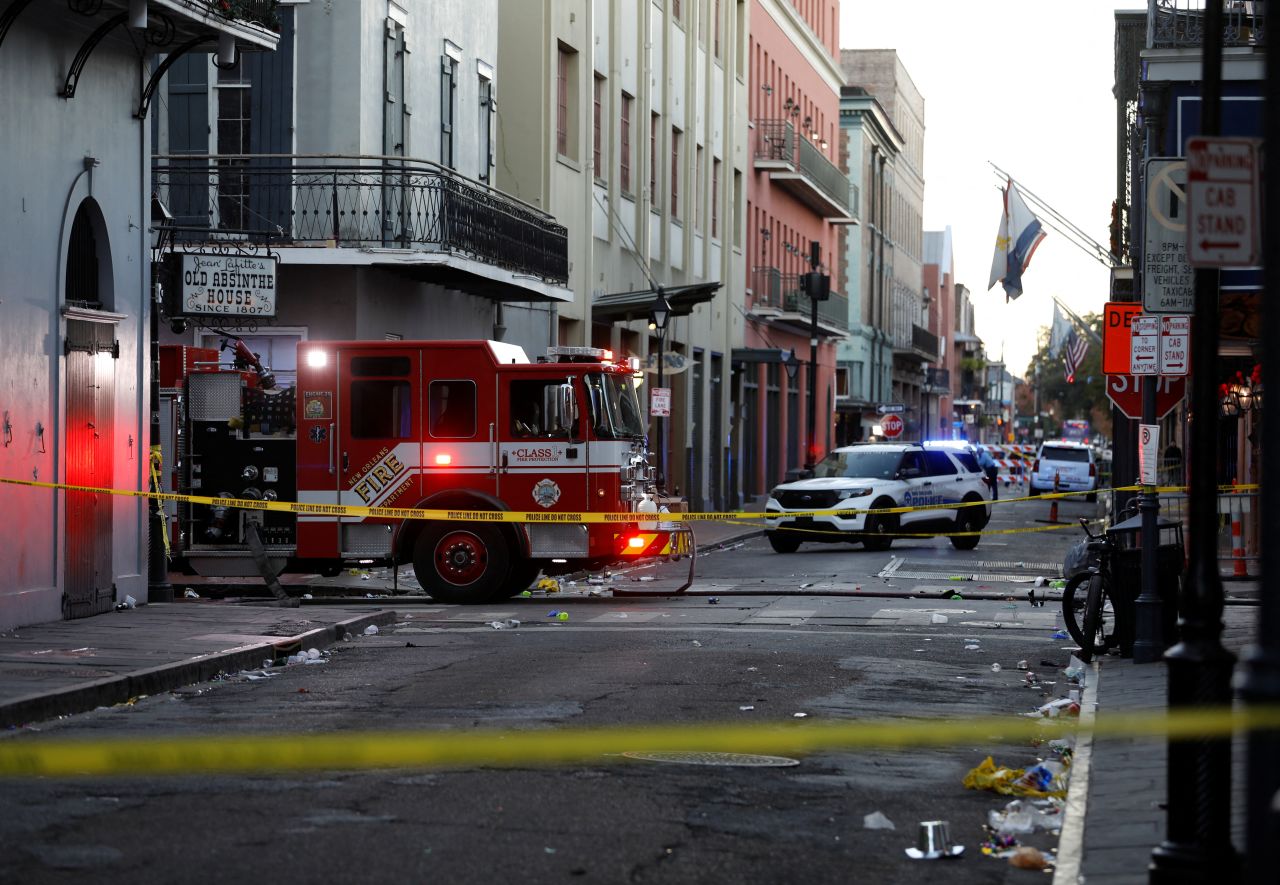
[497,0,748,512]
[922,227,956,440]
[743,0,852,498]
[0,1,279,631]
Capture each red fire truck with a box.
[162,338,690,603]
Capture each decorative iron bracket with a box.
[59,11,127,99]
[0,0,39,54]
[136,34,214,119]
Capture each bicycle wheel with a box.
[1062,571,1113,660]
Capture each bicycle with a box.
[1060,512,1130,662]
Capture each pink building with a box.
[923,227,957,439]
[742,0,855,499]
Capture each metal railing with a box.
[1151,0,1265,48]
[912,324,939,360]
[180,0,282,31]
[753,119,852,213]
[925,367,951,391]
[152,155,569,284]
[748,266,849,332]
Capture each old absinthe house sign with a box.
[176,253,278,317]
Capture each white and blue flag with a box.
[988,180,1046,301]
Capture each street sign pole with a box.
[1132,370,1163,664]
[1151,2,1237,878]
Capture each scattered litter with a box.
[1017,660,1029,670]
[1050,629,1069,640]
[536,577,561,593]
[979,834,1021,858]
[587,576,606,585]
[948,576,970,582]
[638,576,656,582]
[1028,698,1080,719]
[1034,576,1049,587]
[183,589,200,599]
[363,624,380,636]
[950,594,964,600]
[746,666,759,672]
[114,595,138,612]
[965,644,980,651]
[1008,846,1052,870]
[863,811,895,830]
[793,712,808,718]
[489,619,521,630]
[691,640,702,647]
[799,582,814,589]
[360,573,371,581]
[739,705,755,712]
[708,597,720,605]
[991,663,1002,672]
[962,757,1067,799]
[588,589,606,597]
[520,590,532,597]
[931,613,949,624]
[1050,579,1066,589]
[301,593,313,600]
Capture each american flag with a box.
[1062,331,1089,383]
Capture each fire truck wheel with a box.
[413,524,510,604]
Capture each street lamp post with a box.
[148,196,174,603]
[801,242,829,470]
[648,288,672,488]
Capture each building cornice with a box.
[758,0,843,96]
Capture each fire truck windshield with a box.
[585,372,647,439]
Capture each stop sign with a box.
[1106,374,1186,420]
[881,413,904,438]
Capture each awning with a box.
[590,281,721,323]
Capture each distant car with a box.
[764,443,992,553]
[1030,440,1098,501]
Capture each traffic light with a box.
[800,271,830,301]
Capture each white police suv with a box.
[764,443,992,553]
[1029,440,1098,501]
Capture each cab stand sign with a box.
[170,253,278,317]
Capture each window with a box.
[351,380,413,439]
[556,44,578,158]
[649,112,660,203]
[440,46,459,168]
[429,380,477,438]
[672,0,681,23]
[478,70,494,183]
[694,144,703,229]
[923,450,958,476]
[670,126,681,218]
[593,74,604,178]
[510,380,569,439]
[620,92,633,192]
[714,0,721,57]
[712,158,721,238]
[733,169,742,247]
[215,66,250,230]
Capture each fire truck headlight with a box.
[305,349,328,369]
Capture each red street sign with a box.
[1103,302,1143,374]
[881,413,904,439]
[1106,374,1186,420]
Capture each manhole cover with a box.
[622,751,800,767]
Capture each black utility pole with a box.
[802,242,829,470]
[1150,2,1237,879]
[1237,7,1280,882]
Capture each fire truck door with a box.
[335,348,422,553]
[498,377,588,516]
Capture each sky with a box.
[838,0,1125,378]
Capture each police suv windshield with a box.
[585,372,647,439]
[811,449,902,480]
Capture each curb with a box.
[0,609,397,729]
[1051,658,1102,885]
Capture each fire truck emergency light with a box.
[434,454,452,465]
[305,349,328,368]
[627,535,646,549]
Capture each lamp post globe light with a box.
[648,288,671,487]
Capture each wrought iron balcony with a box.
[912,324,939,361]
[924,367,951,392]
[748,266,849,335]
[195,0,282,31]
[1152,1,1265,48]
[152,154,569,285]
[753,119,856,223]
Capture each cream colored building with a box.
[497,0,749,511]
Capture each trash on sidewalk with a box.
[536,577,561,593]
[863,810,895,830]
[739,705,755,711]
[363,624,379,636]
[114,595,137,612]
[931,613,949,624]
[488,619,520,630]
[1027,698,1080,719]
[904,820,964,860]
[991,663,1002,672]
[1017,660,1029,670]
[708,597,720,604]
[183,589,200,599]
[962,757,1068,799]
[1008,846,1053,870]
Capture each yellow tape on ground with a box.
[2,705,1278,778]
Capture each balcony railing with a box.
[749,266,849,333]
[197,0,282,31]
[1152,1,1265,48]
[152,154,569,285]
[912,324,939,360]
[753,119,853,218]
[925,367,951,391]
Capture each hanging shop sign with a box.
[172,253,278,317]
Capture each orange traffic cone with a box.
[1047,472,1060,524]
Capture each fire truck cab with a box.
[166,338,685,603]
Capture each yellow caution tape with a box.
[2,705,1278,778]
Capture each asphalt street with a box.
[0,495,1103,884]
